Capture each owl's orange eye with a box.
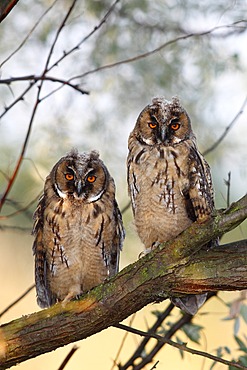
[65,173,74,181]
[170,120,180,131]
[149,122,157,129]
[87,175,96,183]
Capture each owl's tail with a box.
[171,293,207,315]
[33,232,54,308]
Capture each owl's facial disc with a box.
[146,113,183,146]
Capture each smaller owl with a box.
[32,149,125,308]
[127,97,217,315]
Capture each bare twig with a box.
[115,323,247,370]
[47,0,120,74]
[150,361,159,370]
[118,303,193,370]
[120,201,131,215]
[111,314,136,370]
[0,0,118,104]
[70,20,247,80]
[224,172,231,208]
[0,0,58,67]
[57,346,79,370]
[118,303,174,370]
[0,82,35,120]
[0,284,35,318]
[0,193,41,219]
[203,95,247,156]
[0,224,31,232]
[0,75,89,95]
[0,0,78,213]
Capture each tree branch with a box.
[0,194,247,369]
[115,323,247,370]
[0,0,19,23]
[71,20,247,80]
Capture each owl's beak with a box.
[76,179,83,197]
[159,125,167,142]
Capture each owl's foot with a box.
[138,249,150,258]
[61,288,82,307]
[138,242,160,258]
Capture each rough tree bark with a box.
[0,194,247,369]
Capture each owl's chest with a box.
[135,146,190,207]
[131,146,192,246]
[43,199,106,258]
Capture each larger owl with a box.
[127,97,216,315]
[33,149,125,308]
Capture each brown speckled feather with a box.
[127,97,217,315]
[32,150,125,308]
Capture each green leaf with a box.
[216,346,223,358]
[209,361,217,370]
[239,355,247,366]
[175,336,184,359]
[234,317,240,336]
[234,336,247,352]
[240,304,247,324]
[151,310,163,318]
[181,323,203,344]
[224,346,231,355]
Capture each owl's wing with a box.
[32,194,54,308]
[172,146,218,314]
[108,201,125,277]
[188,147,215,222]
[127,157,139,216]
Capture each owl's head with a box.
[50,149,110,202]
[133,96,194,146]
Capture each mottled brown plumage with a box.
[33,149,125,308]
[127,97,216,314]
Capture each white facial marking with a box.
[87,188,105,202]
[55,183,67,199]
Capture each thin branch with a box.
[111,314,136,370]
[0,0,58,67]
[203,95,247,156]
[0,224,31,232]
[0,193,41,219]
[47,0,120,74]
[120,294,217,370]
[115,323,247,370]
[118,303,195,370]
[0,82,35,120]
[70,20,247,80]
[224,172,231,208]
[0,0,78,213]
[0,284,35,318]
[0,75,89,95]
[57,346,78,370]
[149,361,159,370]
[0,0,118,104]
[120,201,131,215]
[118,303,175,370]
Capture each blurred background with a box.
[0,1,247,369]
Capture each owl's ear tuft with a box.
[89,150,100,160]
[67,147,79,159]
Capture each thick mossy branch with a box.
[0,194,247,369]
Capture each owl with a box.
[127,96,217,315]
[32,149,125,308]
